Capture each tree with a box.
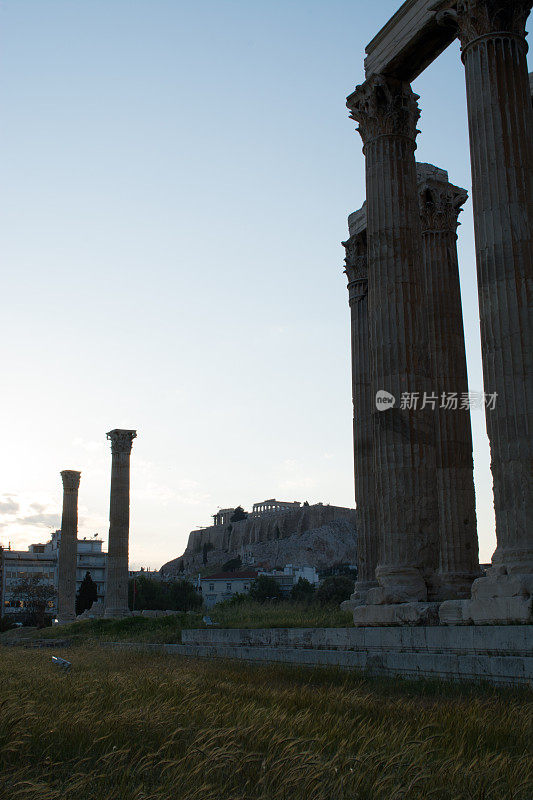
[222,556,242,572]
[316,575,354,606]
[290,577,315,602]
[127,575,202,612]
[230,506,247,523]
[10,575,56,628]
[75,571,99,615]
[248,575,283,603]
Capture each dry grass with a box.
[0,646,531,799]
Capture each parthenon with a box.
[344,0,533,626]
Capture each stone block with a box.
[471,574,533,600]
[468,597,533,625]
[364,0,457,82]
[352,602,440,626]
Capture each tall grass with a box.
[210,600,353,628]
[0,646,531,799]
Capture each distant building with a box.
[212,508,236,526]
[252,499,301,515]
[1,531,107,616]
[258,564,319,594]
[201,570,258,608]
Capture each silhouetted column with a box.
[454,1,533,622]
[57,470,81,623]
[104,429,137,618]
[347,75,438,622]
[417,164,480,600]
[342,205,377,600]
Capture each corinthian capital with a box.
[346,75,421,146]
[417,163,468,234]
[342,231,368,286]
[106,429,137,454]
[61,470,81,491]
[457,0,532,50]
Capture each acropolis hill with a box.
[160,500,357,577]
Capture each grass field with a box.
[0,645,531,800]
[1,601,353,645]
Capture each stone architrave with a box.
[347,75,439,624]
[57,470,81,623]
[441,1,533,624]
[417,163,480,600]
[342,204,378,604]
[104,429,137,618]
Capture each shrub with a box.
[290,577,315,602]
[248,575,283,603]
[316,575,354,605]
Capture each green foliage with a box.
[0,616,16,633]
[230,505,247,522]
[128,576,202,612]
[248,575,283,603]
[290,577,315,602]
[316,575,354,605]
[10,575,56,627]
[75,571,99,616]
[221,556,242,572]
[0,646,530,800]
[318,563,358,580]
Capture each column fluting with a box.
[347,75,439,607]
[457,1,533,578]
[57,470,81,623]
[104,428,137,618]
[342,205,378,595]
[417,164,480,599]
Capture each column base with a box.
[56,614,76,625]
[104,607,132,619]
[340,581,378,612]
[352,602,440,627]
[370,565,428,604]
[439,571,533,625]
[427,571,481,602]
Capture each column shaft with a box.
[343,209,377,592]
[417,165,480,599]
[348,76,438,607]
[458,1,533,575]
[105,429,137,617]
[57,470,81,623]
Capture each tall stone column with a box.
[342,204,378,602]
[57,470,81,623]
[447,1,533,623]
[417,164,480,600]
[347,75,439,624]
[104,429,137,618]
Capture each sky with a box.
[2,1,528,569]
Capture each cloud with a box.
[16,513,60,528]
[30,502,47,513]
[0,497,19,514]
[73,438,105,453]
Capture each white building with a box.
[258,564,319,595]
[1,531,107,616]
[200,570,258,608]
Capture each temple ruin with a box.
[344,0,532,626]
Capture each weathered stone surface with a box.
[342,205,377,597]
[347,74,438,609]
[364,0,457,82]
[452,1,533,619]
[352,602,440,626]
[417,162,480,599]
[57,470,81,624]
[104,429,137,618]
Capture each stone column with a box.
[342,204,378,603]
[347,75,439,624]
[57,470,81,623]
[104,429,137,618]
[417,163,480,600]
[446,1,533,623]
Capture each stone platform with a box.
[106,626,532,687]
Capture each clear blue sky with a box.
[2,1,525,567]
